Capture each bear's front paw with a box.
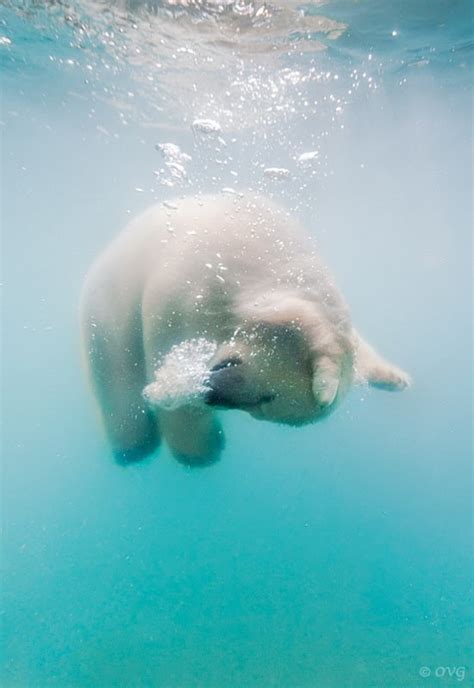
[161,408,225,468]
[170,421,225,468]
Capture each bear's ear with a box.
[312,356,340,408]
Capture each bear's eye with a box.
[210,356,243,372]
[260,394,276,404]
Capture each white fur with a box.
[81,193,410,465]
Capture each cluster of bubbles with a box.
[2,0,364,126]
[143,337,217,409]
[2,0,389,209]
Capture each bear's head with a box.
[205,292,354,426]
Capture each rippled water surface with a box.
[1,2,472,687]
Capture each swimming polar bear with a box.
[80,193,410,466]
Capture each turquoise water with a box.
[1,2,472,686]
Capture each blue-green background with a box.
[1,1,472,686]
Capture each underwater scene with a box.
[1,1,472,686]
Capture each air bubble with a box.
[297,151,319,165]
[192,118,222,135]
[263,167,290,180]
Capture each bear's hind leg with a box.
[353,331,411,391]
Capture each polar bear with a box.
[80,193,410,466]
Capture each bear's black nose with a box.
[205,359,245,408]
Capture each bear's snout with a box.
[205,363,247,409]
[205,362,275,411]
